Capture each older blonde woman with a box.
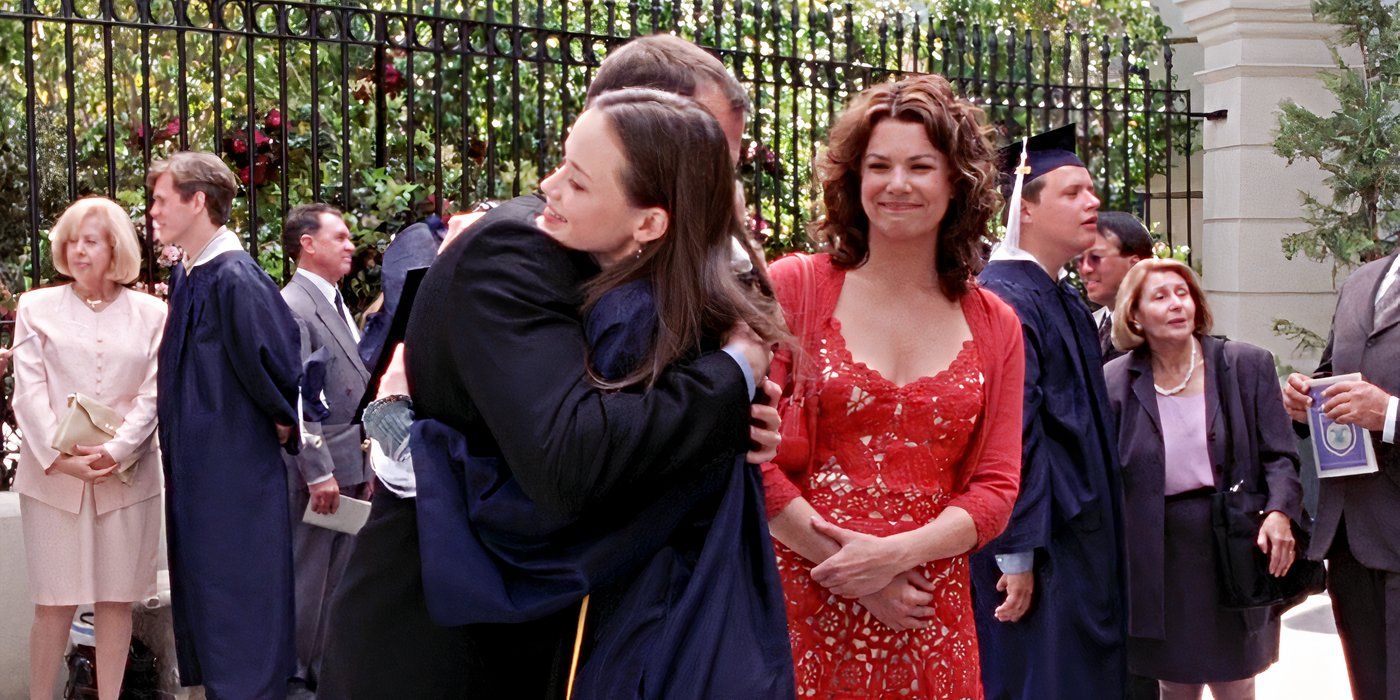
[1103,258,1302,700]
[11,196,166,700]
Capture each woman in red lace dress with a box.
[762,75,1025,698]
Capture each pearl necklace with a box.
[1153,340,1198,396]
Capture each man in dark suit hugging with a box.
[317,35,783,699]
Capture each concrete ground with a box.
[1257,594,1353,699]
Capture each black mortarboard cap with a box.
[998,123,1084,183]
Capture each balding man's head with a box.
[587,34,748,163]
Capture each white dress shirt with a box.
[1376,255,1400,444]
[294,268,360,343]
[183,226,243,271]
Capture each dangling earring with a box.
[634,244,645,260]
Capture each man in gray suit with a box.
[1283,246,1400,700]
[279,203,372,693]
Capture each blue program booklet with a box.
[1308,373,1380,478]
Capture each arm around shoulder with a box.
[452,224,751,519]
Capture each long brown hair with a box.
[583,88,787,389]
[811,74,1001,299]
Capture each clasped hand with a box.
[49,444,118,484]
[809,518,938,631]
[809,517,912,597]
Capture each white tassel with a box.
[992,137,1031,257]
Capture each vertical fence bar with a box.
[1163,44,1174,248]
[310,11,321,198]
[1039,29,1050,130]
[405,20,418,185]
[467,17,478,204]
[103,0,117,196]
[1099,37,1111,202]
[176,0,189,150]
[485,0,498,197]
[63,0,77,199]
[277,3,289,280]
[140,0,153,280]
[213,6,224,157]
[534,0,546,187]
[341,8,354,209]
[23,6,40,287]
[509,0,522,194]
[1120,36,1131,216]
[1021,29,1032,132]
[432,16,444,212]
[245,0,258,249]
[374,41,387,168]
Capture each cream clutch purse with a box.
[50,393,134,484]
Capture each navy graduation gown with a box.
[971,259,1127,700]
[412,279,795,699]
[157,252,302,698]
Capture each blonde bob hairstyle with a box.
[49,197,143,285]
[1111,257,1213,352]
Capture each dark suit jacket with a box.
[1105,335,1303,638]
[1307,251,1400,570]
[282,273,372,486]
[403,194,752,520]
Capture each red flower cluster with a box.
[127,118,182,149]
[741,141,783,178]
[353,59,407,103]
[222,110,283,188]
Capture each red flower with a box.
[264,109,282,130]
[163,118,181,138]
[254,130,271,148]
[382,63,406,97]
[231,138,248,154]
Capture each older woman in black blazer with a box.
[1104,258,1303,700]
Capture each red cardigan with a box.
[761,253,1024,549]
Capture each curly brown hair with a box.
[811,74,1001,298]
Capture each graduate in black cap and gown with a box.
[970,125,1128,699]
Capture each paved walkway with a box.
[1257,594,1352,699]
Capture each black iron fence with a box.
[0,0,1203,487]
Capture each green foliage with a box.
[0,0,1172,303]
[1271,318,1329,354]
[1272,0,1400,346]
[1274,0,1400,274]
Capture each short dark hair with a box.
[283,203,342,260]
[585,34,749,115]
[1097,211,1153,258]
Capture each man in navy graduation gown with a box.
[971,125,1128,699]
[150,152,304,699]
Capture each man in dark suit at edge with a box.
[1283,244,1400,700]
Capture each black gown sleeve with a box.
[216,260,303,445]
[425,223,750,520]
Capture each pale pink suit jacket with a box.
[11,285,166,515]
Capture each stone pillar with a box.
[1172,0,1345,368]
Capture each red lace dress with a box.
[773,310,986,699]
